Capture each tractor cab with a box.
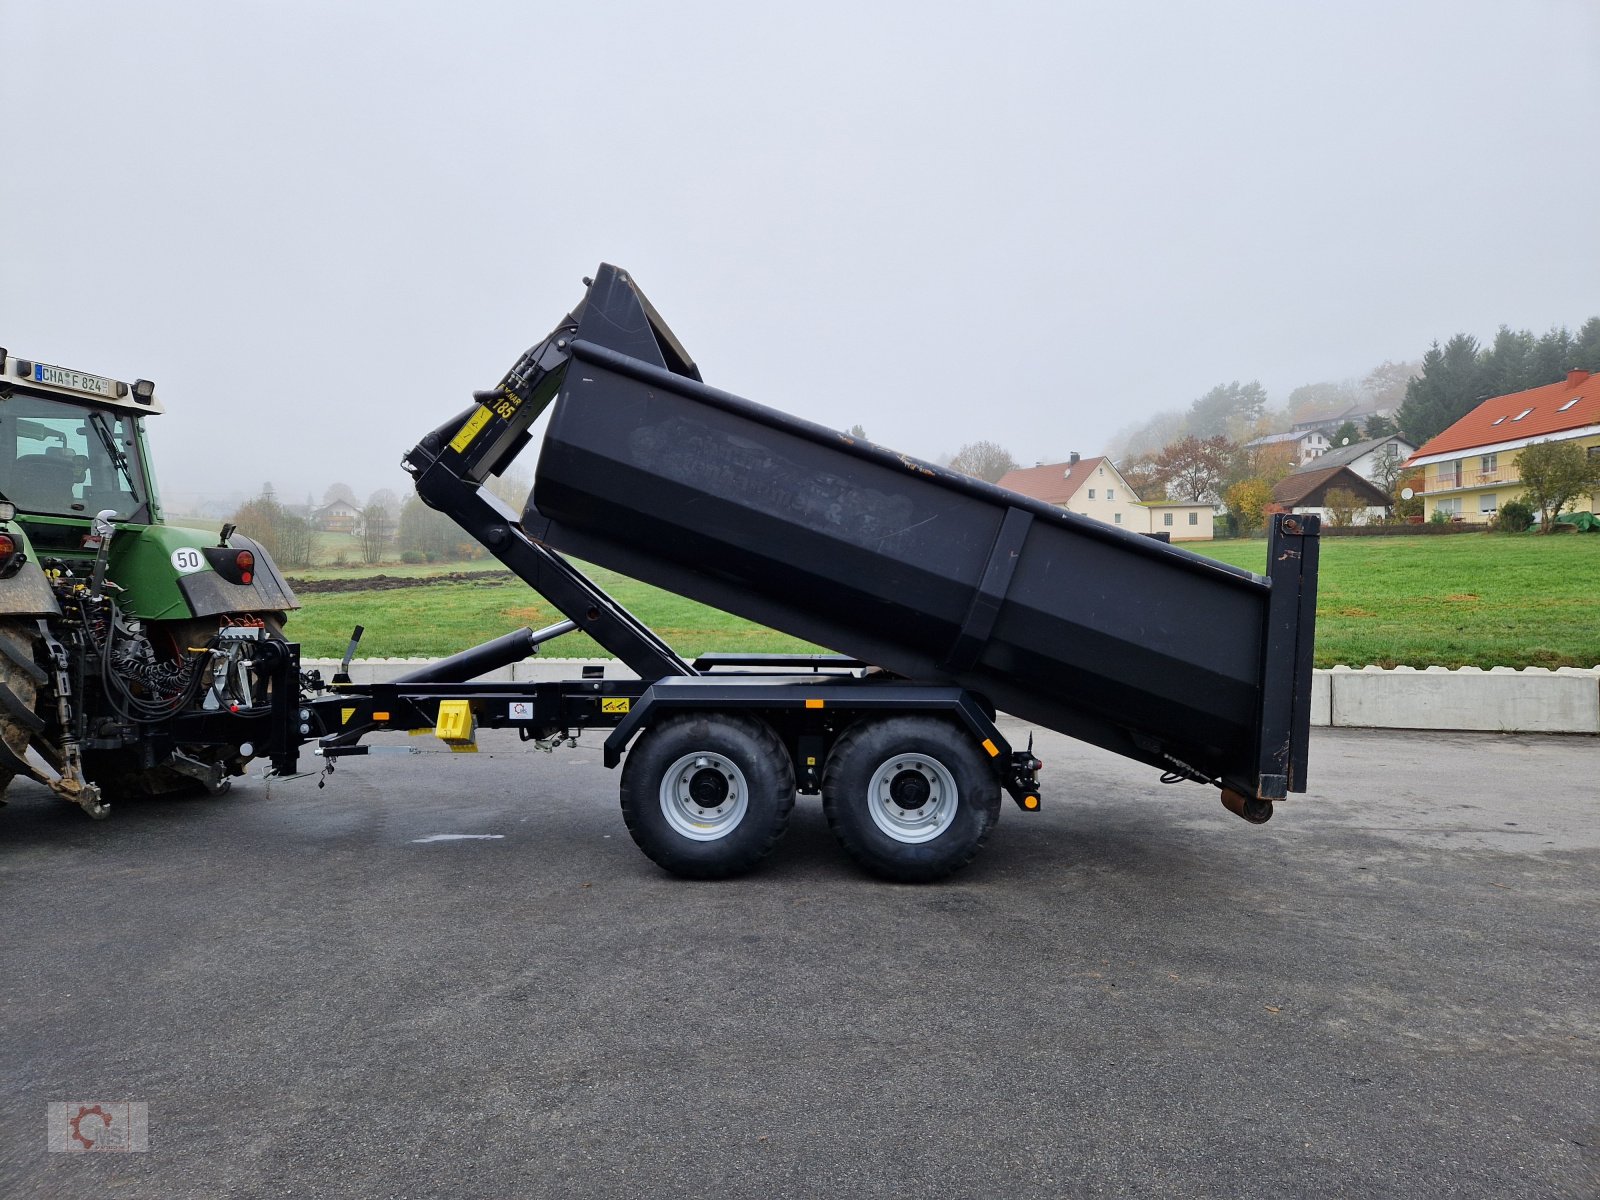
[0,352,161,530]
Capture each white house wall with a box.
[1060,461,1139,531]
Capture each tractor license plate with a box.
[32,362,118,399]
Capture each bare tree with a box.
[229,494,287,563]
[947,441,1019,483]
[1369,442,1406,495]
[1324,488,1363,527]
[367,487,402,518]
[359,503,393,564]
[230,490,313,568]
[278,514,314,568]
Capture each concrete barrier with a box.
[1325,665,1600,734]
[303,659,1600,734]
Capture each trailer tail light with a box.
[236,550,254,585]
[0,532,20,578]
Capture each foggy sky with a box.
[3,0,1596,510]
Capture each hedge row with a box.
[1319,522,1485,537]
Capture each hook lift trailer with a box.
[286,265,1319,882]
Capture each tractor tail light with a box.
[203,542,261,586]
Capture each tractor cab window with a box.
[0,394,151,520]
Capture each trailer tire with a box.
[620,712,795,879]
[822,716,1000,883]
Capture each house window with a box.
[1114,512,1122,524]
[1589,446,1600,461]
[1435,497,1461,516]
[1107,489,1115,501]
[1479,453,1497,474]
[1491,416,1506,426]
[1087,488,1095,499]
[1512,407,1534,421]
[1163,512,1174,527]
[1558,397,1580,412]
[1479,494,1497,514]
[1188,512,1198,525]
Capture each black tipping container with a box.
[520,266,1318,801]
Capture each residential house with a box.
[1272,465,1392,525]
[1287,434,1414,489]
[313,497,362,533]
[1243,428,1331,466]
[1402,369,1600,522]
[996,455,1213,540]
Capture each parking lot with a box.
[2,725,1596,1198]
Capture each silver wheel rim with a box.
[660,751,749,842]
[867,752,958,844]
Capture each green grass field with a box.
[1198,534,1598,669]
[284,562,819,663]
[282,534,1600,670]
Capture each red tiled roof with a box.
[1405,369,1599,463]
[995,457,1109,504]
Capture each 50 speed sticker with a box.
[170,547,206,574]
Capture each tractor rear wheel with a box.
[0,619,44,803]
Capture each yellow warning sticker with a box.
[341,707,356,726]
[601,698,631,714]
[448,405,494,454]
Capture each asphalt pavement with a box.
[1,725,1596,1199]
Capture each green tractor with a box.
[0,348,303,818]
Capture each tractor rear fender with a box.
[107,525,299,621]
[0,524,60,616]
